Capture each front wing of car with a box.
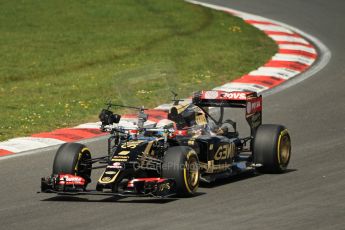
[40,174,176,198]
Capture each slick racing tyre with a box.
[53,143,92,184]
[162,146,200,197]
[253,124,291,173]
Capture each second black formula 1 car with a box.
[41,90,291,198]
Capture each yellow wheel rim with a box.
[187,157,199,188]
[279,134,291,166]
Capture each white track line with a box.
[279,44,317,54]
[251,24,294,34]
[0,137,65,153]
[248,67,301,80]
[268,35,309,44]
[272,53,315,65]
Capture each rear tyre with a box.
[53,143,92,184]
[253,124,291,173]
[162,146,199,197]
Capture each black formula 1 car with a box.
[41,90,291,198]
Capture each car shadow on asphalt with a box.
[41,195,177,203]
[40,192,206,204]
[200,168,297,188]
[112,192,206,204]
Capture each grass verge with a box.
[0,0,277,141]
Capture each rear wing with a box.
[193,90,262,135]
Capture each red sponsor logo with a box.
[59,174,85,185]
[246,98,262,114]
[127,178,167,187]
[221,92,247,100]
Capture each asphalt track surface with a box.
[1,1,345,229]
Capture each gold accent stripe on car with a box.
[98,170,120,184]
[143,141,154,155]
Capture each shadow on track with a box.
[40,192,206,204]
[41,195,176,204]
[200,169,297,188]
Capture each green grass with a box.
[0,0,277,141]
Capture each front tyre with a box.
[53,143,92,184]
[253,124,291,173]
[162,146,200,197]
